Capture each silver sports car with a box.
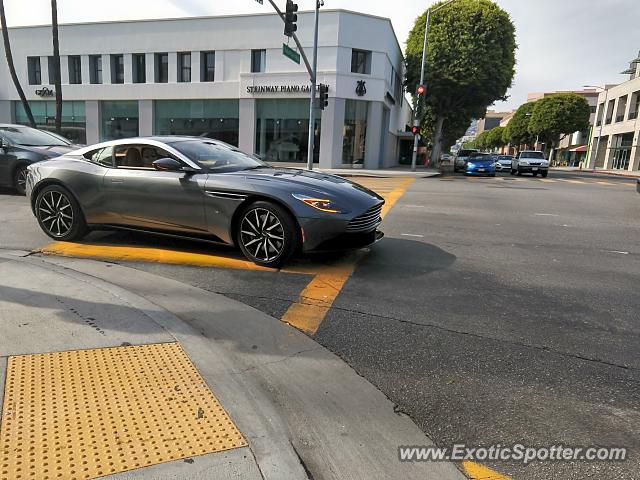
[26,137,385,267]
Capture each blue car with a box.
[464,152,496,176]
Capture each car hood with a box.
[468,159,494,165]
[228,167,384,204]
[18,144,77,157]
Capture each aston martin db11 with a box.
[26,137,385,267]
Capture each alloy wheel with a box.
[15,167,27,194]
[240,208,285,262]
[37,190,74,238]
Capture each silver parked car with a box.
[26,137,385,267]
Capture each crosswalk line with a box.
[538,178,556,183]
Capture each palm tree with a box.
[51,0,62,135]
[0,0,36,127]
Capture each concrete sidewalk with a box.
[0,250,464,480]
[552,166,640,179]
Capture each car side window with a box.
[84,146,114,167]
[114,144,179,170]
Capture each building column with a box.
[145,53,154,83]
[168,52,178,83]
[41,56,50,86]
[319,97,345,169]
[124,54,133,84]
[0,101,12,123]
[85,101,101,145]
[60,56,70,85]
[630,130,640,171]
[138,100,154,136]
[191,51,201,83]
[239,98,256,154]
[364,101,383,170]
[603,135,615,169]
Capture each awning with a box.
[569,145,587,152]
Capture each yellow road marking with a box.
[463,461,511,480]
[281,177,416,334]
[557,178,585,184]
[595,180,616,185]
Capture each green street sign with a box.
[282,43,301,65]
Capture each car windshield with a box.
[169,140,270,173]
[520,152,545,159]
[458,150,477,157]
[470,154,491,160]
[0,126,71,147]
[498,156,513,160]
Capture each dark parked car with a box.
[26,137,385,267]
[0,124,76,194]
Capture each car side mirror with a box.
[153,158,184,172]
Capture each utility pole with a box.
[306,1,320,171]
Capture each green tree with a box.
[474,130,491,150]
[504,102,536,148]
[486,126,506,150]
[528,93,591,154]
[405,0,516,163]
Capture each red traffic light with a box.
[416,84,426,95]
[411,126,420,135]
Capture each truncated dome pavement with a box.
[0,343,246,480]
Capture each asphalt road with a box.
[1,171,638,479]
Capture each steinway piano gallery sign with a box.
[247,84,312,94]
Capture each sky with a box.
[3,0,639,111]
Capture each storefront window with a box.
[255,99,319,163]
[14,101,86,144]
[342,100,368,165]
[154,100,239,147]
[101,101,139,141]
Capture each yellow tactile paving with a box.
[463,460,511,479]
[0,343,246,480]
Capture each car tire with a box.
[35,185,88,241]
[13,164,28,196]
[516,169,522,176]
[541,171,548,178]
[490,173,496,177]
[533,171,538,177]
[237,200,298,268]
[510,168,516,175]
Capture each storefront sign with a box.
[35,87,55,97]
[247,85,312,94]
[356,80,367,97]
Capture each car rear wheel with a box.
[237,201,298,268]
[35,185,88,241]
[541,171,548,178]
[533,171,538,177]
[510,168,516,175]
[13,165,28,195]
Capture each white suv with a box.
[511,151,550,177]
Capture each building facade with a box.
[476,110,513,135]
[0,10,412,169]
[586,51,640,171]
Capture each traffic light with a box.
[318,84,329,110]
[411,125,420,136]
[416,84,426,96]
[284,0,298,37]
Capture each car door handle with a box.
[110,178,125,184]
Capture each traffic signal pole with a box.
[306,1,320,171]
[265,0,313,78]
[411,8,431,172]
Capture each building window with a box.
[178,52,191,83]
[342,100,368,165]
[101,101,139,141]
[251,49,266,73]
[14,100,87,144]
[89,55,102,84]
[132,54,146,83]
[27,57,42,85]
[111,55,124,84]
[154,100,240,146]
[255,99,320,163]
[351,49,371,75]
[155,53,168,83]
[47,56,57,84]
[68,55,82,84]
[201,51,215,82]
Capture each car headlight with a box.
[292,193,346,213]
[467,162,475,167]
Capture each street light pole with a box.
[306,1,320,171]
[410,0,457,172]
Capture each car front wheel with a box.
[541,171,548,178]
[35,185,88,241]
[13,165,28,195]
[237,201,298,268]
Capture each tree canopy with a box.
[528,93,591,148]
[405,0,517,160]
[504,101,537,147]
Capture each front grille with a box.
[347,203,383,233]
[529,162,541,166]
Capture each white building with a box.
[0,10,413,169]
[587,50,640,171]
